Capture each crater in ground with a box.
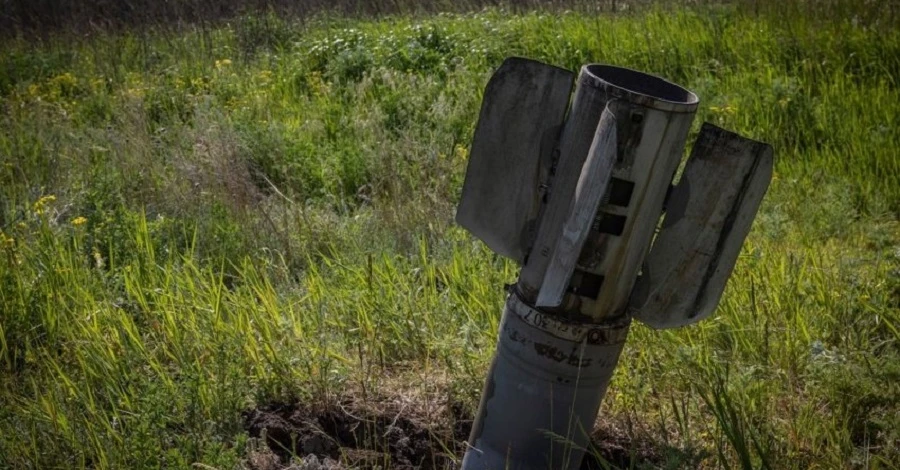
[243,398,698,469]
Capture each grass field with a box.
[1,1,898,468]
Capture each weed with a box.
[0,2,898,469]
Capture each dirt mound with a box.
[243,400,468,470]
[243,399,691,469]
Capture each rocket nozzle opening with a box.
[584,64,699,108]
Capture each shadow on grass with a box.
[581,425,709,470]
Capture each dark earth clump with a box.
[243,400,700,469]
[243,400,467,470]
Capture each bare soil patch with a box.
[242,396,694,469]
[243,399,467,470]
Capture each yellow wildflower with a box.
[709,104,737,116]
[33,195,57,215]
[51,72,77,88]
[215,59,233,69]
[190,77,207,90]
[0,231,14,249]
[124,87,145,99]
[72,216,88,226]
[47,73,79,100]
[454,144,469,161]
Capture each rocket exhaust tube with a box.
[457,57,772,470]
[462,293,630,470]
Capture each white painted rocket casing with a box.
[523,65,699,320]
[457,58,773,470]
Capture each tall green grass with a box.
[1,3,898,468]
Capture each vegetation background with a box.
[0,0,897,468]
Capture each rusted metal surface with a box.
[462,293,630,470]
[628,123,774,329]
[456,57,574,262]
